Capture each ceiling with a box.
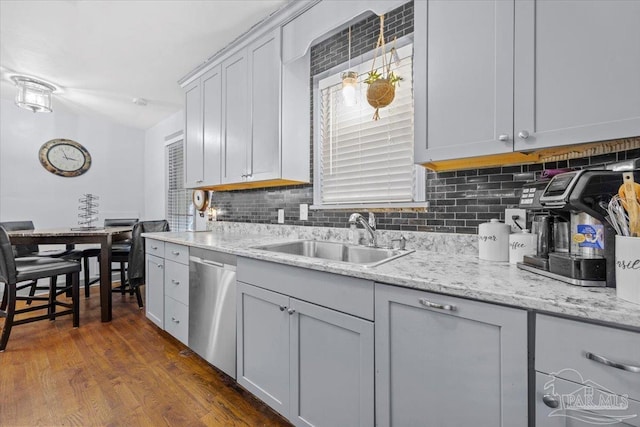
[0,0,288,130]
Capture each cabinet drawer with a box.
[535,372,640,427]
[164,260,189,306]
[164,295,188,345]
[536,314,640,400]
[165,243,189,265]
[145,239,164,257]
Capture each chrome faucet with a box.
[349,212,377,247]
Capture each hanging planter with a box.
[365,15,403,120]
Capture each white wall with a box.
[143,110,183,220]
[0,98,145,227]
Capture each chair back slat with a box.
[128,220,170,284]
[104,218,138,227]
[0,221,38,257]
[0,226,18,284]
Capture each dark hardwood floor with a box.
[0,285,291,427]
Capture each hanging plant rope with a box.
[365,14,403,120]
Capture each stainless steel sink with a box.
[253,240,414,267]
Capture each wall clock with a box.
[193,189,209,211]
[39,139,92,177]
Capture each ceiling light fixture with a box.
[11,75,57,113]
[341,26,358,107]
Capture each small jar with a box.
[509,229,537,264]
[478,219,510,261]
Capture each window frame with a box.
[311,36,426,210]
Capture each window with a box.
[166,140,193,231]
[313,43,424,208]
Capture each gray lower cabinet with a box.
[237,281,374,426]
[535,314,640,426]
[145,252,164,328]
[535,372,640,427]
[375,283,528,427]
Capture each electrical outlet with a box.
[299,204,308,221]
[505,208,527,232]
[277,209,285,224]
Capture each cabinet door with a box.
[416,0,514,163]
[236,282,290,417]
[514,0,640,151]
[248,29,281,182]
[184,79,203,188]
[535,372,640,427]
[289,298,374,427]
[145,254,164,328]
[202,65,222,186]
[375,283,528,427]
[221,49,250,184]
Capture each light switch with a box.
[299,204,308,221]
[277,209,285,224]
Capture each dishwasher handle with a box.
[190,256,236,271]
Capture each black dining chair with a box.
[80,218,138,298]
[0,220,83,304]
[0,226,81,352]
[127,220,170,308]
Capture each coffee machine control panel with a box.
[518,180,550,210]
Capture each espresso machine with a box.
[517,162,640,287]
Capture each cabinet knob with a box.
[518,130,530,139]
[156,264,163,269]
[279,305,287,311]
[542,394,559,409]
[287,308,296,315]
[498,134,509,142]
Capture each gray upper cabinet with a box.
[247,30,281,182]
[514,0,640,151]
[415,0,640,164]
[375,283,528,427]
[201,66,222,186]
[184,66,222,188]
[184,79,203,188]
[418,0,514,162]
[221,49,250,184]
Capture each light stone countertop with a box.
[143,229,640,330]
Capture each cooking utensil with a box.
[608,195,630,237]
[619,172,640,237]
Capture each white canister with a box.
[478,219,510,262]
[509,230,537,264]
[615,235,640,305]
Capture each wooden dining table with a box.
[7,226,132,322]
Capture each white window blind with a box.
[316,44,418,206]
[166,141,193,231]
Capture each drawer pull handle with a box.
[419,298,457,312]
[171,317,180,324]
[171,280,180,285]
[150,246,158,250]
[585,352,640,373]
[287,308,296,315]
[171,251,180,256]
[542,394,559,409]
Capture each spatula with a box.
[620,172,640,237]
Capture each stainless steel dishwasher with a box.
[188,247,236,379]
